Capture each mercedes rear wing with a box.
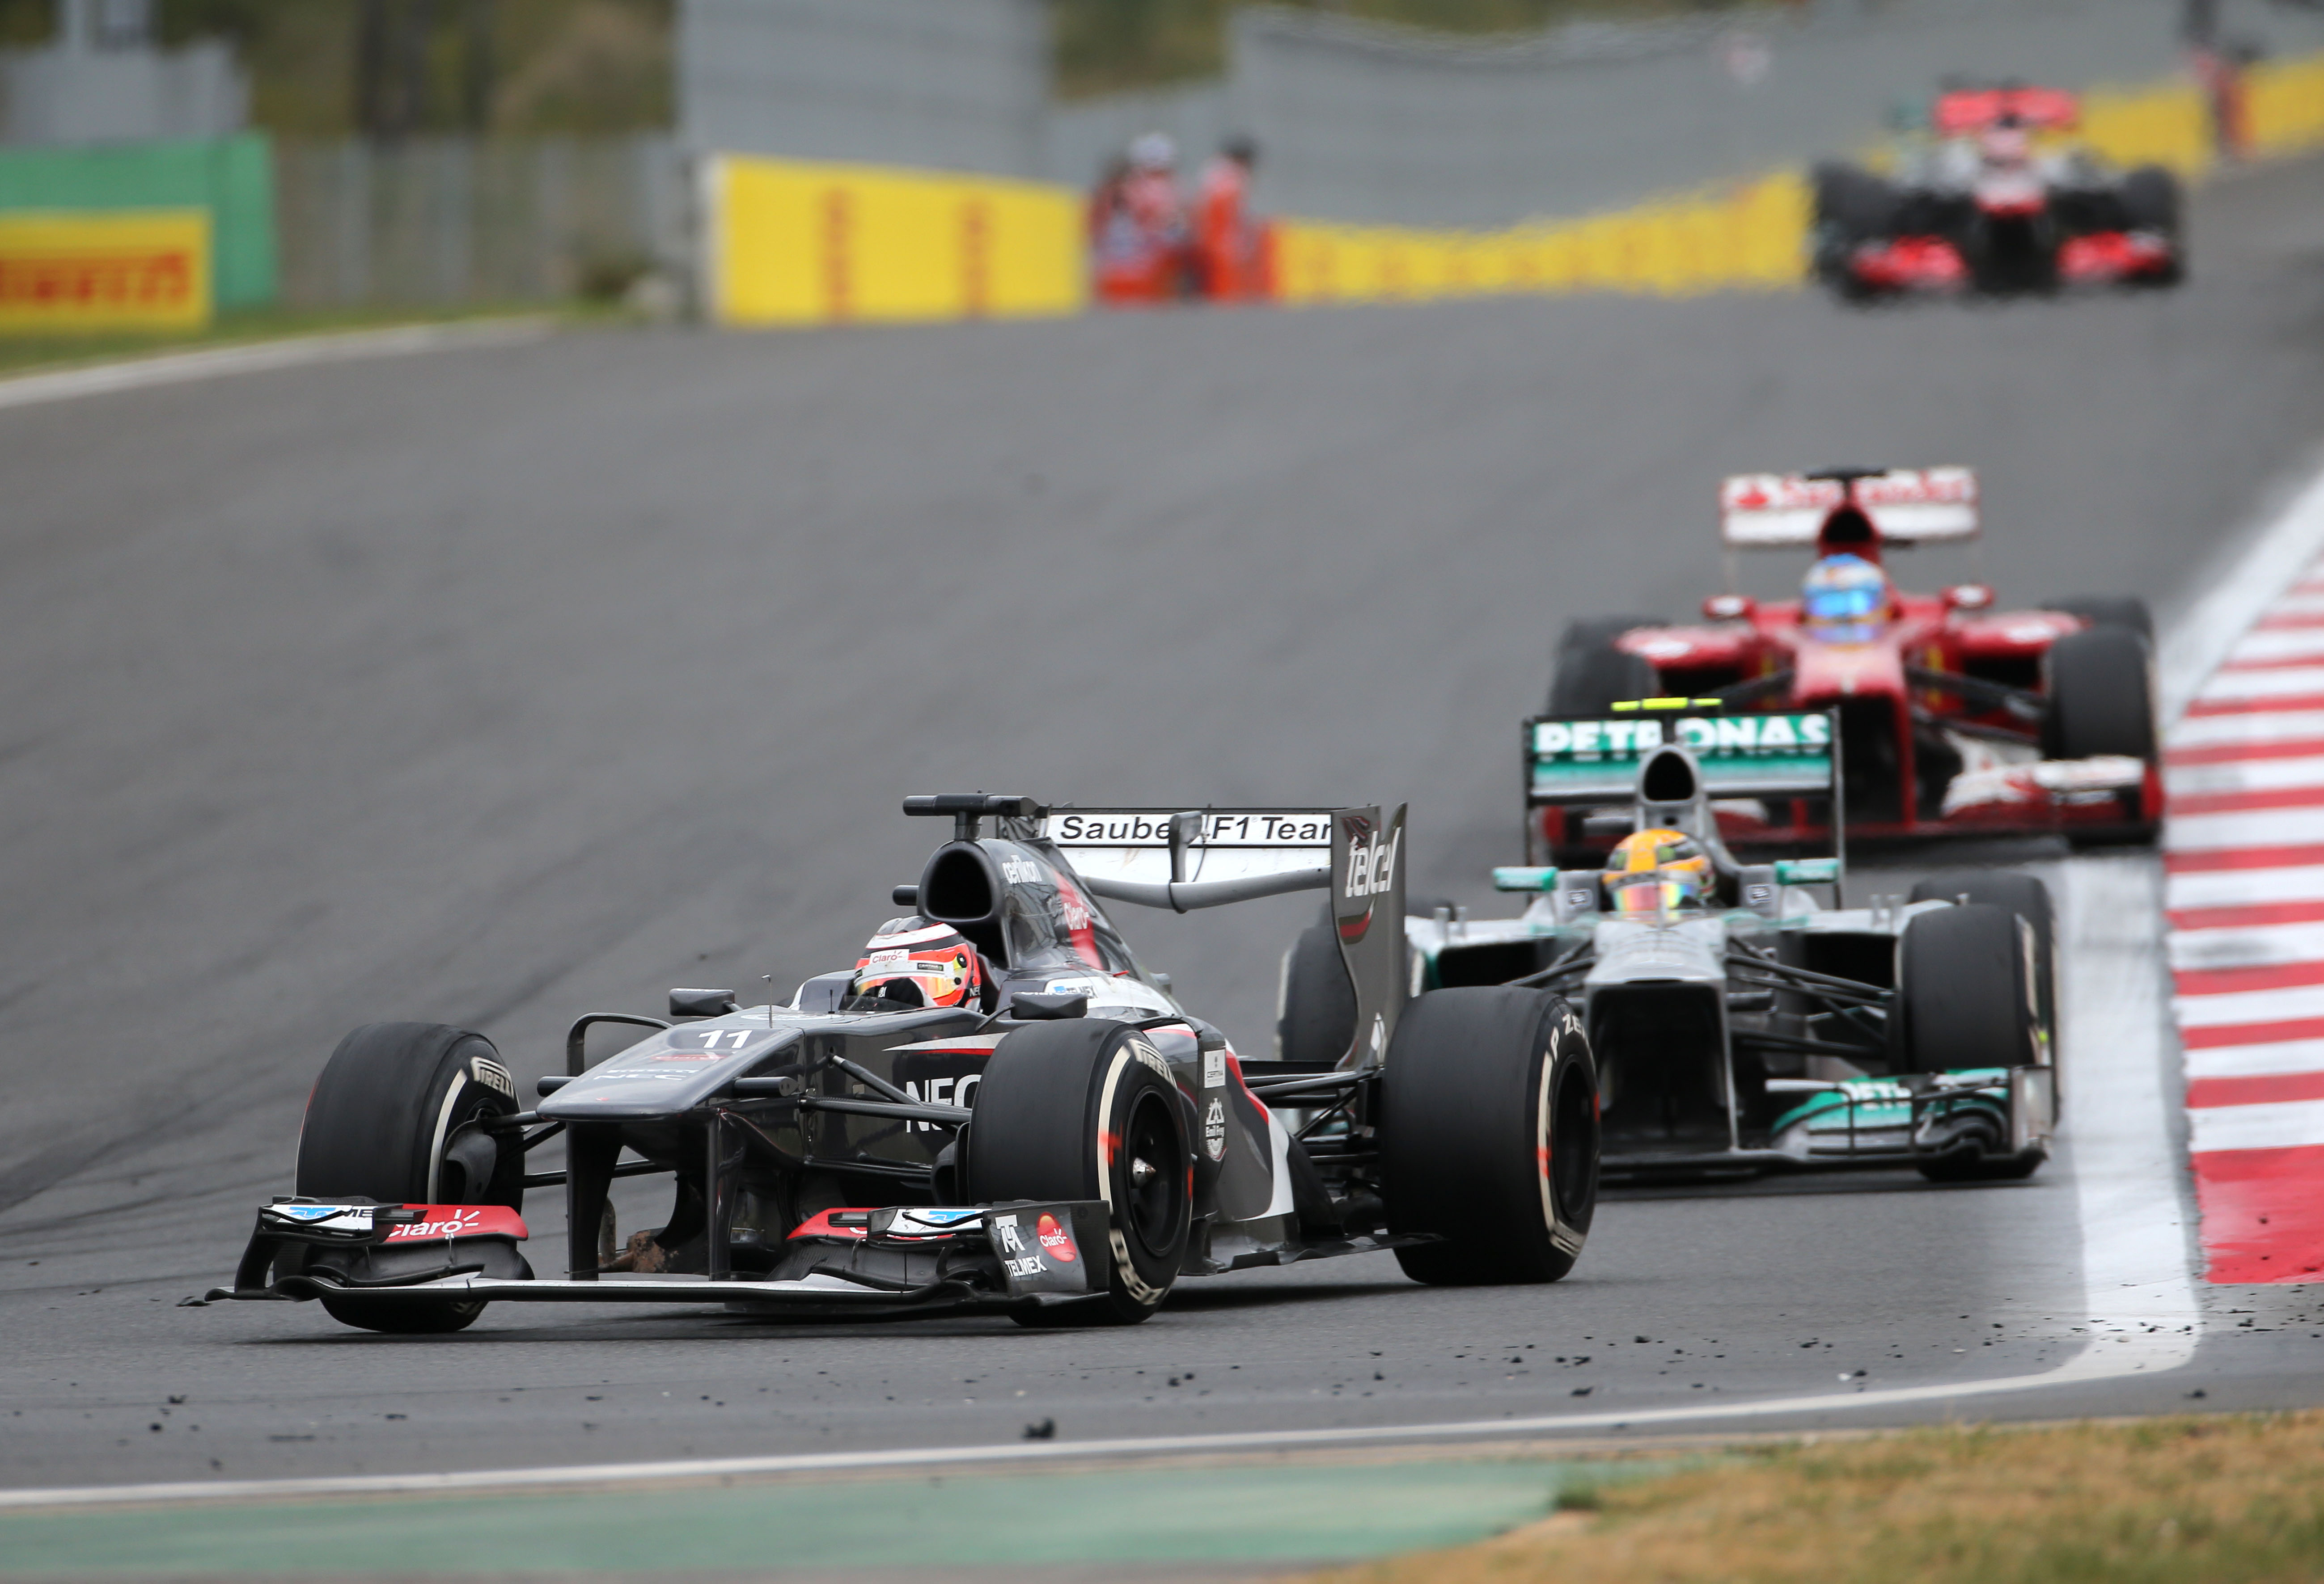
[1523,706,1846,869]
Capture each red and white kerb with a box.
[2167,564,2324,1281]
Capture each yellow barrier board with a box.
[711,154,1083,327]
[0,209,212,333]
[1274,171,1808,306]
[2247,53,2324,159]
[2079,79,2212,177]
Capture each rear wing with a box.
[1525,710,1839,806]
[1934,86,2078,136]
[1035,804,1409,1068]
[1720,467,1978,548]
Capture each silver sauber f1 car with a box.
[203,796,1600,1332]
[1541,466,2158,863]
[1397,717,2057,1182]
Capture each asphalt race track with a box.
[3,157,2323,1495]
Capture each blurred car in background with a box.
[1812,85,2184,297]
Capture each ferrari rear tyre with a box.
[1276,918,1357,1067]
[2041,596,2153,644]
[964,1019,1191,1326]
[1549,615,1662,714]
[1894,904,2039,1075]
[294,1022,523,1334]
[2042,625,2156,763]
[1382,987,1598,1286]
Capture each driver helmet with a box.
[845,917,983,1010]
[1602,828,1711,917]
[1802,553,1889,628]
[1129,132,1177,172]
[1979,119,2032,166]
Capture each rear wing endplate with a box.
[1720,467,1978,548]
[1040,805,1408,1068]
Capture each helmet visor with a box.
[1805,584,1884,624]
[1606,870,1704,916]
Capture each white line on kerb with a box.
[0,318,554,413]
[2159,448,2324,723]
[9,442,2322,1516]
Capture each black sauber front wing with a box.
[199,1198,1117,1320]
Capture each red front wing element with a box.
[2058,230,2177,285]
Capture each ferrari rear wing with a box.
[1720,467,1978,548]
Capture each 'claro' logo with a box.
[1035,1212,1078,1263]
[1533,714,1832,757]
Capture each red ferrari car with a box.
[1813,86,2182,297]
[1535,466,2159,862]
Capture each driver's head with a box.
[844,917,983,1010]
[1802,553,1888,627]
[1602,828,1710,917]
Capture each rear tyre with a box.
[963,1019,1190,1326]
[293,1022,522,1334]
[1812,162,1900,292]
[2041,596,2153,644]
[2121,166,2181,234]
[1549,615,1663,714]
[2120,165,2184,283]
[1894,904,2045,1182]
[2042,624,2159,845]
[1382,988,1598,1285]
[1277,918,1357,1066]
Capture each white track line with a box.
[2161,456,2324,721]
[0,318,554,412]
[2166,753,2324,796]
[2167,864,2324,910]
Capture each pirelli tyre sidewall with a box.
[292,1021,523,1334]
[1382,987,1599,1285]
[963,1018,1191,1325]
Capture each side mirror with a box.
[1703,593,1757,622]
[669,987,738,1019]
[890,884,919,908]
[1773,857,1841,886]
[1943,583,1994,613]
[1491,866,1557,892]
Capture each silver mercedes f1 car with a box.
[1388,707,2056,1182]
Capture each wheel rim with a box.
[1118,1090,1186,1263]
[1548,1056,1599,1231]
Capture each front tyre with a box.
[1382,987,1598,1285]
[963,1019,1191,1326]
[1893,905,2046,1184]
[294,1021,522,1334]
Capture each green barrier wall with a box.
[0,133,278,308]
